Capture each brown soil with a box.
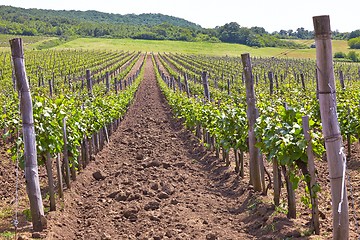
[1,54,360,239]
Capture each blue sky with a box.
[0,0,358,32]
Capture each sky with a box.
[0,0,358,32]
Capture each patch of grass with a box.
[0,231,15,239]
[247,197,262,211]
[273,203,288,216]
[22,209,31,221]
[0,207,12,219]
[288,39,360,56]
[36,36,77,50]
[0,34,54,50]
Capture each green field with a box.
[290,39,358,55]
[0,34,55,50]
[55,37,315,58]
[0,34,359,59]
[55,37,360,59]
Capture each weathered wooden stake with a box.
[202,71,210,100]
[268,71,274,95]
[114,78,118,94]
[184,73,190,97]
[313,15,349,240]
[56,153,64,199]
[62,117,71,189]
[339,70,345,90]
[300,73,306,90]
[241,53,263,192]
[10,38,45,231]
[86,69,93,97]
[105,72,110,94]
[45,152,56,211]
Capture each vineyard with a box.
[0,18,360,239]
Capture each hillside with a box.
[0,5,205,41]
[0,5,201,29]
[0,5,309,49]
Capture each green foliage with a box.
[0,206,12,219]
[348,37,360,49]
[334,51,347,58]
[349,29,360,39]
[36,36,76,50]
[347,51,360,62]
[216,22,308,48]
[0,5,209,43]
[0,231,15,239]
[1,49,144,169]
[22,209,32,221]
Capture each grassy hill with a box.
[54,37,360,59]
[1,34,359,60]
[53,37,313,58]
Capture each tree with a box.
[347,51,360,62]
[348,37,360,49]
[349,29,360,39]
[279,29,288,37]
[218,22,241,43]
[250,26,267,35]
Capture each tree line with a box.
[0,5,357,49]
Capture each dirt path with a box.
[44,54,340,240]
[45,55,254,239]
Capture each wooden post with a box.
[239,150,244,178]
[268,71,274,95]
[48,79,53,98]
[172,76,176,92]
[313,15,349,239]
[177,76,182,92]
[56,153,64,199]
[202,71,210,101]
[86,69,93,97]
[315,68,319,99]
[184,73,190,98]
[10,38,45,231]
[339,71,345,90]
[105,72,110,94]
[302,116,320,235]
[119,78,123,90]
[62,117,71,189]
[234,149,240,173]
[114,78,118,95]
[45,152,56,211]
[241,53,263,192]
[93,133,98,154]
[300,73,306,90]
[70,150,77,181]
